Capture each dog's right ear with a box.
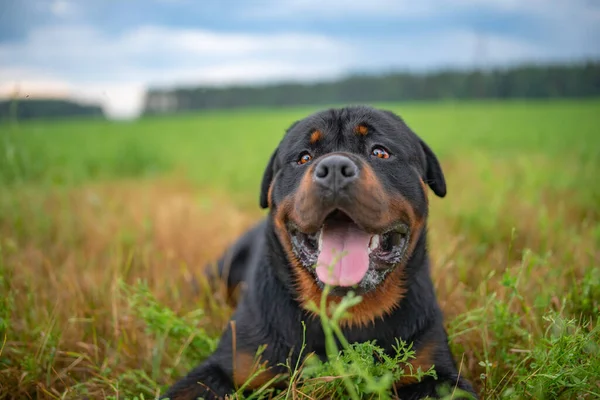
[259,121,300,209]
[259,148,279,209]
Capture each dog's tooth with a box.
[368,234,380,252]
[318,228,323,251]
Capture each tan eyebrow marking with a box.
[310,130,323,144]
[354,124,369,135]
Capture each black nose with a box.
[314,155,358,190]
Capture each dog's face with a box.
[260,106,446,299]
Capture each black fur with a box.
[162,106,478,400]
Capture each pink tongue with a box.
[315,223,371,287]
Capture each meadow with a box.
[0,99,599,399]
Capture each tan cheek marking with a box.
[274,197,294,254]
[267,177,275,208]
[420,178,429,205]
[388,195,425,255]
[357,163,387,205]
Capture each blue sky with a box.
[1,0,599,118]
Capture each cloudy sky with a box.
[1,0,599,118]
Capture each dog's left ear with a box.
[419,139,447,198]
[259,148,279,209]
[381,109,446,197]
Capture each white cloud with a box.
[349,29,552,72]
[0,14,597,119]
[0,25,350,118]
[242,0,599,20]
[49,0,78,17]
[241,0,438,18]
[0,25,348,80]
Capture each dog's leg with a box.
[161,357,233,400]
[391,326,479,400]
[394,374,478,400]
[202,220,267,296]
[163,307,288,400]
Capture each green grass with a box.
[0,99,599,399]
[3,100,599,206]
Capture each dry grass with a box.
[1,178,263,399]
[1,163,597,399]
[427,160,599,396]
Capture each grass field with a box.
[1,99,599,399]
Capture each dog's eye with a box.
[297,152,313,165]
[371,147,390,159]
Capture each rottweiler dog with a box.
[162,106,478,400]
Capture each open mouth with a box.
[287,210,410,288]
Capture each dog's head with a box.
[260,106,446,302]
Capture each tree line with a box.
[1,62,598,121]
[0,99,105,122]
[143,61,600,115]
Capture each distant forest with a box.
[1,62,598,121]
[143,61,600,115]
[0,99,105,122]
